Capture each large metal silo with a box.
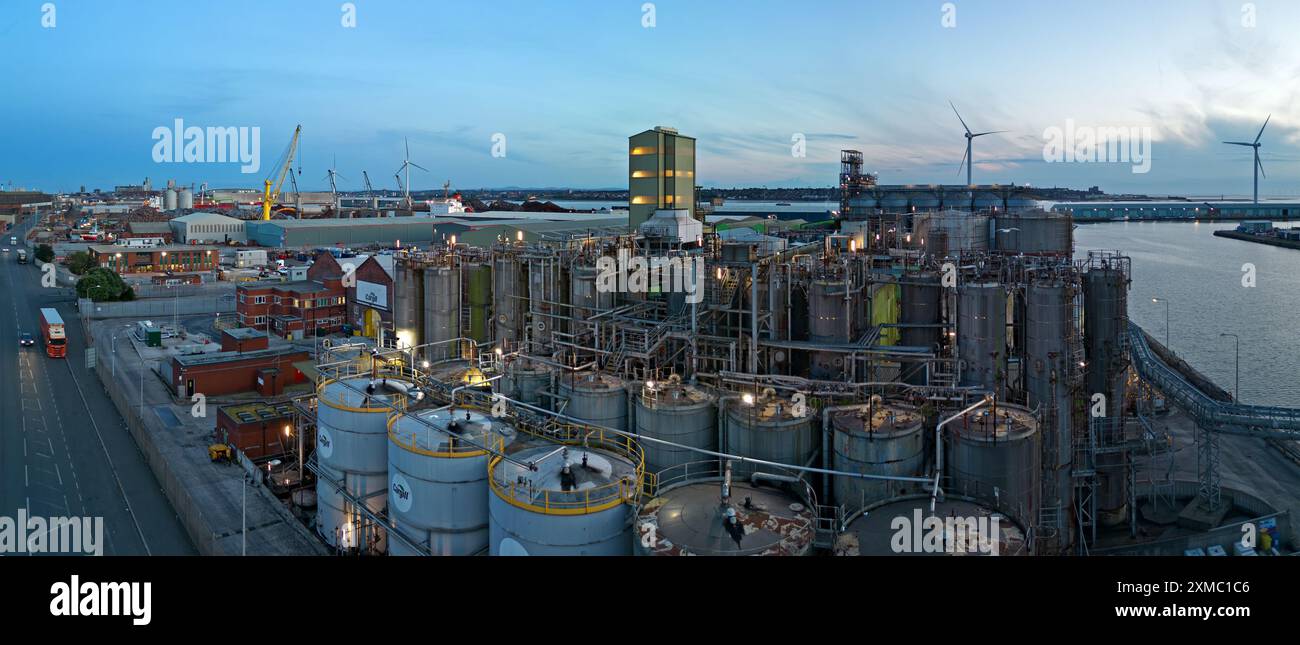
[488,439,642,555]
[526,253,565,352]
[808,280,849,380]
[994,210,1072,256]
[465,263,492,343]
[387,408,515,556]
[492,254,527,347]
[1084,258,1130,526]
[957,282,1007,398]
[946,403,1041,529]
[178,187,194,209]
[556,372,628,431]
[422,266,461,361]
[831,399,927,513]
[1024,279,1075,538]
[316,375,417,554]
[834,495,1027,556]
[500,359,553,407]
[899,271,942,385]
[633,380,716,475]
[393,259,424,349]
[164,188,178,211]
[636,461,815,556]
[725,392,818,469]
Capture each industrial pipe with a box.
[932,394,995,512]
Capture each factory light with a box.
[646,380,656,390]
[284,425,291,438]
[517,230,524,241]
[742,393,755,405]
[494,347,503,356]
[421,360,430,369]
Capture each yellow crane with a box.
[262,125,302,221]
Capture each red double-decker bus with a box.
[39,308,66,358]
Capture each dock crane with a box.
[262,125,302,221]
[362,171,377,209]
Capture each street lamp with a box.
[1220,332,1239,402]
[1151,297,1170,349]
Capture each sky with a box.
[2,0,1300,197]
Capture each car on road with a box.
[19,332,35,347]
[1,247,8,253]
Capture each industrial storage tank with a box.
[945,403,1041,528]
[760,267,791,342]
[957,282,1007,397]
[1084,257,1130,527]
[465,263,492,342]
[831,398,927,512]
[1024,279,1074,534]
[499,359,553,406]
[387,408,516,556]
[725,390,818,469]
[994,210,1072,255]
[492,253,527,346]
[940,189,973,211]
[879,193,910,212]
[899,271,942,385]
[834,495,1026,556]
[972,192,1002,212]
[914,211,989,256]
[569,264,613,323]
[178,187,194,209]
[316,373,420,553]
[633,378,716,474]
[488,435,643,555]
[394,259,424,349]
[526,253,565,351]
[636,461,815,556]
[557,372,628,431]
[808,279,849,379]
[422,265,461,360]
[910,192,941,211]
[846,195,877,211]
[164,188,178,211]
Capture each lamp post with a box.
[1151,297,1170,349]
[1220,332,1239,402]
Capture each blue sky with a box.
[2,0,1299,197]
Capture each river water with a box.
[1073,220,1300,407]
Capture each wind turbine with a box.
[395,137,427,210]
[1223,114,1270,204]
[951,101,1007,186]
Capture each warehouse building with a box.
[215,401,296,459]
[170,211,248,243]
[245,217,469,248]
[170,346,310,398]
[90,244,220,273]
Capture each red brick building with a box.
[170,346,310,398]
[236,252,347,338]
[90,244,220,274]
[215,401,296,459]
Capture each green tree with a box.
[34,244,54,263]
[66,251,95,275]
[76,267,132,302]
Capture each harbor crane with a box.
[261,124,302,221]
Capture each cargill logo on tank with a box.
[392,481,410,503]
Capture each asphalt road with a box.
[0,216,195,555]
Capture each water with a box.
[1073,220,1300,407]
[548,199,838,214]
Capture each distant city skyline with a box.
[4,0,1300,197]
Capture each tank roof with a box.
[833,402,924,438]
[639,480,814,556]
[493,444,638,499]
[836,496,1026,556]
[390,408,513,455]
[321,375,417,409]
[952,404,1038,442]
[726,394,810,423]
[559,372,624,392]
[639,382,714,409]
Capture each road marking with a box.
[21,398,40,411]
[20,382,36,396]
[24,465,28,487]
[54,463,62,486]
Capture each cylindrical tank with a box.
[915,212,990,255]
[957,282,1007,397]
[178,187,194,209]
[493,254,527,346]
[526,253,564,351]
[488,440,642,555]
[761,267,791,342]
[500,359,553,406]
[725,391,818,469]
[570,264,613,323]
[972,192,1002,211]
[834,495,1027,556]
[164,188,178,211]
[422,266,461,361]
[557,373,627,431]
[387,408,516,556]
[394,260,423,349]
[941,189,973,211]
[1024,279,1073,532]
[1085,262,1129,526]
[832,399,927,512]
[634,379,716,474]
[910,193,940,210]
[946,403,1041,527]
[808,280,849,380]
[900,272,942,385]
[316,375,417,553]
[994,210,1073,255]
[636,461,815,556]
[879,193,909,211]
[466,263,492,342]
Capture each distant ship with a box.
[776,202,792,206]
